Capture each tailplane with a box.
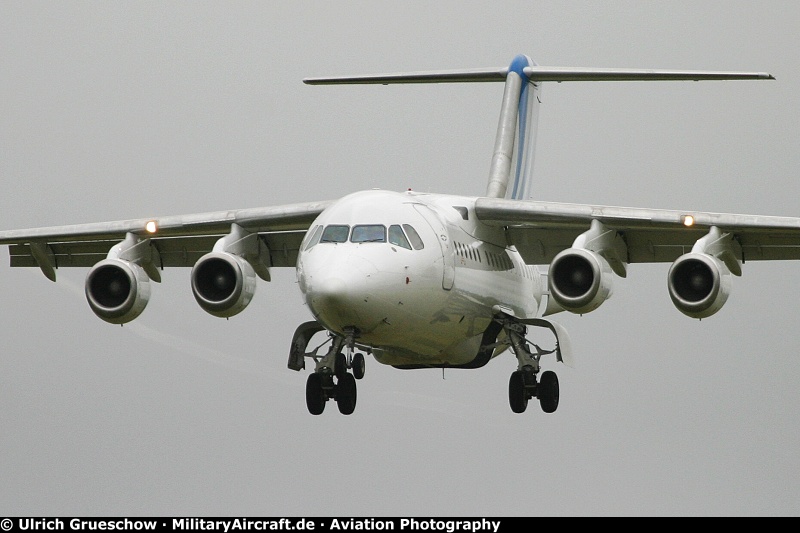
[304,56,773,201]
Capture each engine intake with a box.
[191,251,256,318]
[668,253,731,319]
[85,258,151,324]
[548,248,613,314]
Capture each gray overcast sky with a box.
[2,0,800,517]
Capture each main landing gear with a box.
[289,324,366,415]
[502,318,560,414]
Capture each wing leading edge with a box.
[475,197,800,265]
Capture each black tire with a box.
[336,373,357,415]
[352,353,366,380]
[334,352,348,379]
[508,371,528,413]
[306,373,326,415]
[538,370,559,414]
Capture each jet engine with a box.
[191,251,257,318]
[668,252,732,319]
[548,248,614,314]
[85,258,151,324]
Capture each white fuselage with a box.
[296,189,548,367]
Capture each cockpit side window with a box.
[388,225,412,249]
[320,225,350,243]
[303,224,324,250]
[351,225,386,243]
[402,224,424,250]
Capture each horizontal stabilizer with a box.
[304,68,508,85]
[523,66,774,82]
[305,66,774,85]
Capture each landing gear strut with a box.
[291,325,365,415]
[502,318,560,414]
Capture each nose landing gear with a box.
[291,324,365,415]
[304,368,359,415]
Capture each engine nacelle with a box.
[191,251,257,318]
[548,248,613,314]
[85,258,151,324]
[668,252,732,319]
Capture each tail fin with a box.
[304,57,773,200]
[486,55,540,200]
[510,57,540,201]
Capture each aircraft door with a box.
[413,204,455,290]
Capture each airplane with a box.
[0,54,792,417]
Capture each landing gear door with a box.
[412,204,455,290]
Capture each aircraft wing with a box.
[474,197,800,265]
[0,200,333,279]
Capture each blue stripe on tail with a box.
[508,55,541,201]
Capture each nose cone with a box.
[301,244,405,333]
[305,257,376,330]
[311,276,349,312]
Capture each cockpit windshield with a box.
[388,225,411,249]
[320,225,349,243]
[315,223,424,249]
[351,225,386,243]
[402,224,424,250]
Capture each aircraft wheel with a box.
[538,370,559,414]
[336,373,357,415]
[508,371,528,413]
[334,352,348,379]
[306,373,326,415]
[352,353,366,380]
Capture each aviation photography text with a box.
[6,519,505,533]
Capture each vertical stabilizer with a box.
[510,58,541,201]
[485,55,541,200]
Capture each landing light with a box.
[682,215,695,227]
[145,220,158,234]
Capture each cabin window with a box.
[388,225,412,249]
[402,224,424,250]
[320,225,350,243]
[351,225,386,243]
[303,225,324,250]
